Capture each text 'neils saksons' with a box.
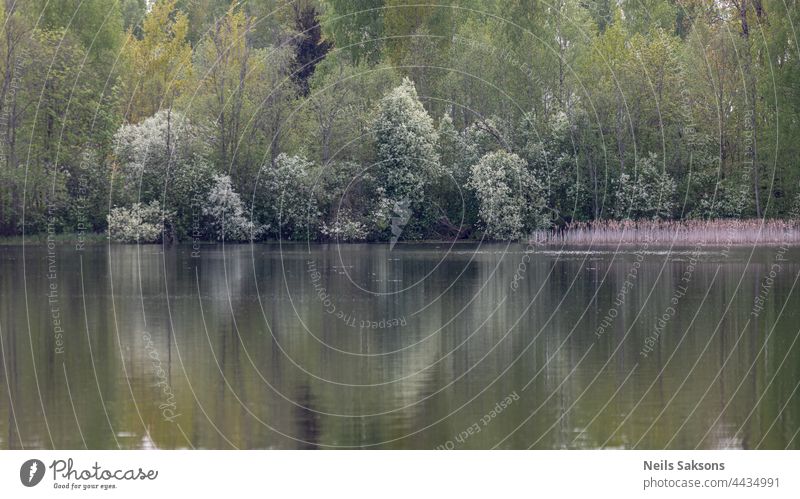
[644,460,725,471]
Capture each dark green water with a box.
[1,242,799,449]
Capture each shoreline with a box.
[3,219,800,247]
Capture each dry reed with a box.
[527,219,800,246]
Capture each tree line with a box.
[0,0,797,242]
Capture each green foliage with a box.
[256,154,320,240]
[614,153,676,220]
[34,0,124,64]
[121,0,147,39]
[621,0,677,35]
[292,3,334,96]
[2,0,799,241]
[517,111,581,222]
[120,0,193,122]
[324,0,385,64]
[305,54,400,164]
[68,149,111,232]
[468,150,549,240]
[374,78,440,202]
[192,3,267,176]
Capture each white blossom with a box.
[374,78,440,203]
[107,201,173,243]
[259,153,320,239]
[204,174,263,241]
[321,209,368,241]
[468,150,549,240]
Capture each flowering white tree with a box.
[203,174,262,241]
[113,109,214,238]
[108,201,174,243]
[468,150,549,240]
[114,109,211,188]
[258,153,320,240]
[692,176,749,219]
[321,209,368,241]
[374,78,440,203]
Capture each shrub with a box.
[321,209,368,241]
[468,150,549,240]
[107,201,173,243]
[374,77,440,202]
[257,153,320,240]
[614,152,676,220]
[203,174,262,241]
[113,110,214,240]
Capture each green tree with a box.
[121,0,147,39]
[120,0,192,123]
[468,150,548,240]
[374,78,440,203]
[113,110,214,240]
[324,0,385,64]
[291,2,333,96]
[33,0,123,64]
[614,152,676,220]
[193,3,263,176]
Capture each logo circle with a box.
[20,459,45,487]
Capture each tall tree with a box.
[120,0,192,123]
[733,0,765,216]
[291,2,333,96]
[33,0,123,64]
[194,3,262,175]
[324,0,385,64]
[374,78,440,203]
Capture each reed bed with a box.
[527,219,800,246]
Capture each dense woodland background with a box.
[0,0,798,242]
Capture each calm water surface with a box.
[1,242,799,449]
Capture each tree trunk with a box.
[740,0,763,217]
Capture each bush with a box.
[614,152,676,220]
[321,209,368,241]
[203,174,263,241]
[257,153,320,240]
[107,201,173,243]
[374,78,440,202]
[468,150,549,240]
[688,168,749,219]
[113,109,214,240]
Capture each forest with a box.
[0,0,798,243]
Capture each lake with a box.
[1,242,799,449]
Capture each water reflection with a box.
[0,243,798,449]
